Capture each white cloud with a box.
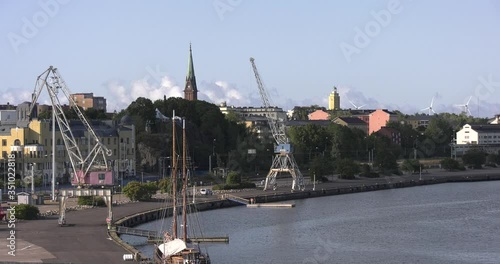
[198,80,261,106]
[106,74,182,111]
[0,89,31,105]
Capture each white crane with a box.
[28,66,112,185]
[250,58,304,191]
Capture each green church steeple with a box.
[184,43,198,101]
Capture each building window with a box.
[2,151,6,158]
[2,139,6,146]
[107,138,110,145]
[127,137,129,144]
[98,173,105,180]
[114,138,117,145]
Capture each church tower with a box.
[328,86,340,110]
[184,44,198,101]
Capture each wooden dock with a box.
[246,203,295,208]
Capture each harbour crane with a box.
[28,66,112,186]
[250,58,305,191]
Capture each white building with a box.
[456,124,500,145]
[218,102,287,121]
[489,115,500,124]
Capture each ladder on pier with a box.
[221,194,250,205]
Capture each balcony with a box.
[10,145,22,152]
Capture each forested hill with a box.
[115,97,263,173]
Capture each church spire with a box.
[184,43,198,101]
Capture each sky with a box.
[1,0,500,117]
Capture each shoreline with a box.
[110,169,500,262]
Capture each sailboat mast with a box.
[172,110,178,238]
[182,119,188,242]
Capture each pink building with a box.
[308,110,330,120]
[368,109,397,134]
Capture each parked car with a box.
[200,189,212,195]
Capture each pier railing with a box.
[221,194,250,205]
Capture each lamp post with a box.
[209,139,215,174]
[313,172,316,191]
[31,163,36,194]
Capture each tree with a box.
[462,149,486,169]
[374,147,399,174]
[336,159,360,179]
[422,117,453,157]
[440,158,460,171]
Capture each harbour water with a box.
[121,181,500,264]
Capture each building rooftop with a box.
[334,117,367,124]
[468,124,500,132]
[286,120,331,127]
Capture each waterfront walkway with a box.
[0,199,164,263]
[1,168,500,263]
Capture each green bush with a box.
[336,159,360,179]
[440,158,460,171]
[462,149,486,169]
[123,181,158,201]
[77,196,106,207]
[14,204,39,220]
[401,159,421,174]
[359,164,380,178]
[226,171,241,185]
[158,178,170,193]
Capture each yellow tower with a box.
[328,86,340,110]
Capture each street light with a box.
[31,163,36,194]
[313,172,316,191]
[209,139,215,174]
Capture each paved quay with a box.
[0,198,164,264]
[1,167,500,263]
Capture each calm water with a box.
[121,181,500,264]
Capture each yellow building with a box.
[328,87,340,110]
[0,104,135,185]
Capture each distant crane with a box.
[250,57,304,191]
[28,66,112,186]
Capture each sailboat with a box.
[154,111,211,264]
